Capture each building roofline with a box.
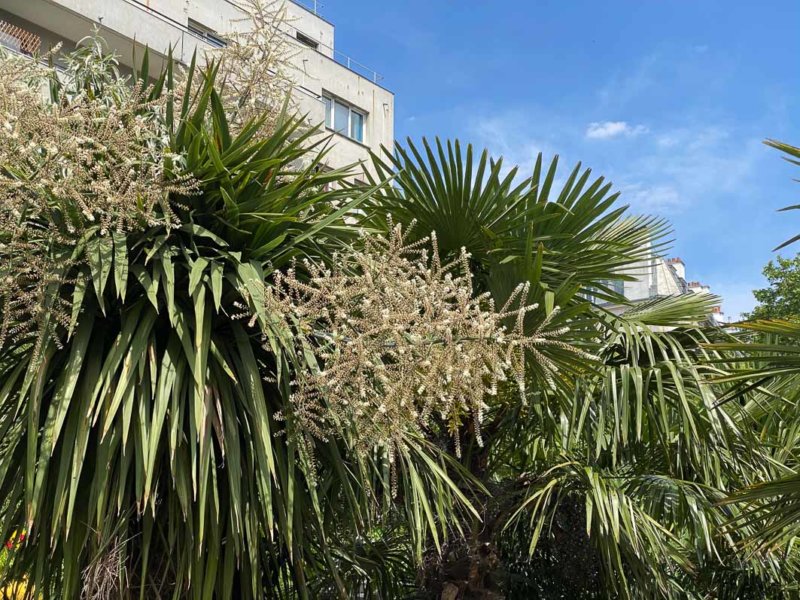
[178,0,394,92]
[287,0,336,28]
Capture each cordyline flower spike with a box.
[0,43,196,352]
[207,0,298,138]
[249,223,591,477]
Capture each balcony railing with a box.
[0,19,41,56]
[225,0,385,84]
[330,48,383,84]
[290,0,321,15]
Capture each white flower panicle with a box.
[208,0,298,138]
[261,222,592,466]
[0,47,196,350]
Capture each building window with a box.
[323,93,366,143]
[350,110,364,143]
[323,96,333,128]
[296,31,319,50]
[599,279,625,296]
[187,19,227,48]
[323,96,332,128]
[333,100,349,135]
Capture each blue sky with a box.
[320,0,800,318]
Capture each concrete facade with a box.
[619,254,687,302]
[600,251,727,323]
[0,0,394,173]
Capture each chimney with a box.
[666,257,685,280]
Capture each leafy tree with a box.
[745,140,800,322]
[746,254,800,321]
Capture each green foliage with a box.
[746,254,800,321]
[707,319,800,554]
[766,139,800,251]
[498,497,603,599]
[361,138,667,306]
[0,43,446,598]
[356,139,796,598]
[706,140,800,569]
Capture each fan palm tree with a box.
[694,140,800,568]
[359,139,797,598]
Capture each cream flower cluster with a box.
[0,49,194,350]
[266,222,592,467]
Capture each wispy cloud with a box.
[597,53,661,109]
[631,126,762,201]
[471,112,552,175]
[463,105,764,219]
[586,121,648,139]
[619,183,684,213]
[424,96,776,321]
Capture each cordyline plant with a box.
[0,37,379,598]
[0,37,191,356]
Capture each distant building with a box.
[686,279,726,325]
[600,252,726,324]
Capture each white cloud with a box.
[656,134,680,148]
[620,183,685,213]
[461,108,761,222]
[585,121,648,139]
[633,127,761,202]
[471,113,551,176]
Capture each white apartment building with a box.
[0,0,394,172]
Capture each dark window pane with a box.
[296,31,319,50]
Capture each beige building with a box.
[600,252,726,324]
[0,0,395,172]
